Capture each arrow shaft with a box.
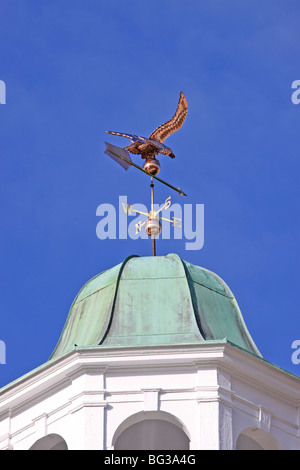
[107,148,187,196]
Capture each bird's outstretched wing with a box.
[106,131,148,145]
[106,131,134,140]
[149,92,188,143]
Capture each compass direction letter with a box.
[122,203,134,215]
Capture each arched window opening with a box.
[29,434,68,450]
[236,428,281,450]
[114,414,190,450]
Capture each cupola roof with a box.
[50,254,260,359]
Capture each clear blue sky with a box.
[0,0,300,388]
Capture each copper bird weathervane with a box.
[104,91,188,256]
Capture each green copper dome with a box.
[50,254,261,359]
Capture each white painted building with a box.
[1,254,299,450]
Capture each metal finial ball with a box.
[145,218,162,238]
[143,158,161,176]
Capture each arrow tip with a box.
[178,188,187,196]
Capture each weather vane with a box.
[104,91,188,256]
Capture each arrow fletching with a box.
[104,142,132,171]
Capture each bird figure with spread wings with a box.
[105,92,188,176]
[107,91,187,158]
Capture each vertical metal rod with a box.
[150,177,156,256]
[152,238,156,256]
[150,176,154,211]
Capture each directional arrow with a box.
[104,142,187,197]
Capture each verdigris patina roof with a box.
[50,253,261,359]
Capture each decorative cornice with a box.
[0,342,299,420]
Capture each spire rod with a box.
[150,177,156,256]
